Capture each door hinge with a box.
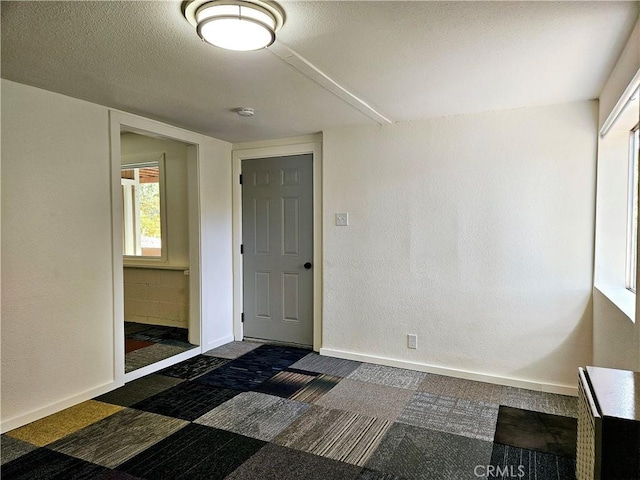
[241,313,244,323]
[240,244,244,254]
[239,174,243,185]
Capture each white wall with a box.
[593,16,640,371]
[1,80,233,431]
[322,101,597,391]
[1,80,114,427]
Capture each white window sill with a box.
[595,285,636,323]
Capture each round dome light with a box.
[184,1,285,51]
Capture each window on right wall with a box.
[627,122,640,293]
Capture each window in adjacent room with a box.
[627,123,640,293]
[121,156,166,259]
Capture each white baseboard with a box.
[204,334,235,352]
[0,380,121,434]
[319,347,578,396]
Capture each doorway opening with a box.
[110,111,203,383]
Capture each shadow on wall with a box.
[511,296,593,389]
[592,289,640,371]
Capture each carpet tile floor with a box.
[1,342,578,480]
[124,323,197,373]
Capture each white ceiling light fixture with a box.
[183,0,285,51]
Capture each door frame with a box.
[232,137,323,351]
[110,110,204,384]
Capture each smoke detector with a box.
[236,107,255,117]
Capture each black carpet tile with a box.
[365,422,493,480]
[92,472,143,480]
[493,405,577,459]
[158,355,230,380]
[490,443,576,480]
[116,423,265,480]
[131,382,239,421]
[95,374,184,407]
[226,443,362,480]
[1,448,109,480]
[195,345,311,391]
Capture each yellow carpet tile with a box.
[6,400,124,446]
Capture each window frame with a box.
[121,152,168,265]
[626,123,640,293]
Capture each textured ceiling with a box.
[1,1,638,143]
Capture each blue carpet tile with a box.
[131,382,239,421]
[116,424,265,480]
[195,344,310,391]
[4,343,582,480]
[158,355,229,380]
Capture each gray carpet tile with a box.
[358,468,404,480]
[290,353,361,377]
[0,435,38,465]
[125,344,195,373]
[194,391,311,441]
[419,375,502,404]
[504,389,575,418]
[500,387,577,418]
[290,373,342,403]
[274,405,392,467]
[48,408,188,468]
[347,364,427,390]
[398,391,499,441]
[203,340,264,359]
[95,374,184,407]
[225,443,363,480]
[315,379,413,421]
[365,422,494,480]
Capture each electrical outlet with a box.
[407,334,417,349]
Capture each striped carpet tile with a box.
[275,406,392,467]
[490,443,576,480]
[290,374,342,403]
[95,374,184,407]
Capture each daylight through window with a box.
[121,162,162,257]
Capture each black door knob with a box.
[304,262,312,269]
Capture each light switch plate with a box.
[335,213,349,226]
